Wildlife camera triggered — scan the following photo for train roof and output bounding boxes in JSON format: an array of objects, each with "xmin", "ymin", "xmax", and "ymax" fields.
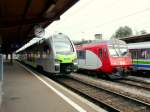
[
  {"xmin": 128, "ymin": 41, "xmax": 150, "ymax": 49},
  {"xmin": 16, "ymin": 32, "xmax": 67, "ymax": 53},
  {"xmin": 76, "ymin": 39, "xmax": 126, "ymax": 50}
]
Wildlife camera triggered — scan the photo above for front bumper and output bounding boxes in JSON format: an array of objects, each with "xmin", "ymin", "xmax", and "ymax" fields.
[
  {"xmin": 108, "ymin": 67, "xmax": 132, "ymax": 79},
  {"xmin": 60, "ymin": 63, "xmax": 78, "ymax": 73}
]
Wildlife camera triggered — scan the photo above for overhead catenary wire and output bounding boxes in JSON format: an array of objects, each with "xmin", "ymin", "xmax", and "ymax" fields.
[
  {"xmin": 47, "ymin": 0, "xmax": 150, "ymax": 39},
  {"xmin": 50, "ymin": 0, "xmax": 120, "ymax": 30},
  {"xmin": 69, "ymin": 7, "xmax": 150, "ymax": 36},
  {"xmin": 80, "ymin": 7, "xmax": 150, "ymax": 32}
]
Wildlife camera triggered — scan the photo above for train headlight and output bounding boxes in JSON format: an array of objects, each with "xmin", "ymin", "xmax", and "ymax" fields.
[
  {"xmin": 73, "ymin": 59, "xmax": 78, "ymax": 65},
  {"xmin": 55, "ymin": 59, "xmax": 61, "ymax": 65}
]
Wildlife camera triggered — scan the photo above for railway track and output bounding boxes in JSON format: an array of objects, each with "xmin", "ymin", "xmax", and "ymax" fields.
[
  {"xmin": 117, "ymin": 79, "xmax": 150, "ymax": 91},
  {"xmin": 73, "ymin": 73, "xmax": 150, "ymax": 104},
  {"xmin": 76, "ymin": 71, "xmax": 150, "ymax": 90},
  {"xmin": 125, "ymin": 76, "xmax": 150, "ymax": 84},
  {"xmin": 54, "ymin": 76, "xmax": 150, "ymax": 112}
]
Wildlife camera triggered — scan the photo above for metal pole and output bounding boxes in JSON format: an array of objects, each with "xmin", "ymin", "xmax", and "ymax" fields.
[{"xmin": 0, "ymin": 54, "xmax": 3, "ymax": 81}]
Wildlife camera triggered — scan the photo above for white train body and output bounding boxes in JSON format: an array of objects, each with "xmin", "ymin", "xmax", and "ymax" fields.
[
  {"xmin": 128, "ymin": 41, "xmax": 150, "ymax": 70},
  {"xmin": 17, "ymin": 33, "xmax": 78, "ymax": 74}
]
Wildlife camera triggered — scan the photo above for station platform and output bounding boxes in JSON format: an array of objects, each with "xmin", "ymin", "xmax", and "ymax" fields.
[{"xmin": 0, "ymin": 61, "xmax": 105, "ymax": 112}]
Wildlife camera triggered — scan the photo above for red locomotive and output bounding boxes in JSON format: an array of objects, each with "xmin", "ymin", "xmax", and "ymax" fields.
[{"xmin": 76, "ymin": 39, "xmax": 133, "ymax": 79}]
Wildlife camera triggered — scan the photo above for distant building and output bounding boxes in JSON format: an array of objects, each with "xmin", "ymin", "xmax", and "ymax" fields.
[
  {"xmin": 95, "ymin": 34, "xmax": 102, "ymax": 40},
  {"xmin": 120, "ymin": 33, "xmax": 150, "ymax": 43}
]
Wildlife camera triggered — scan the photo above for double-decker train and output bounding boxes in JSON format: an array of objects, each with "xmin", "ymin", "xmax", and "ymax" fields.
[
  {"xmin": 76, "ymin": 39, "xmax": 133, "ymax": 79},
  {"xmin": 16, "ymin": 32, "xmax": 78, "ymax": 75},
  {"xmin": 128, "ymin": 41, "xmax": 150, "ymax": 71}
]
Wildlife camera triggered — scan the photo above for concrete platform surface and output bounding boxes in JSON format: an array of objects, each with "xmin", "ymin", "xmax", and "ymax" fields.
[
  {"xmin": 0, "ymin": 81, "xmax": 2, "ymax": 109},
  {"xmin": 0, "ymin": 61, "xmax": 106, "ymax": 112}
]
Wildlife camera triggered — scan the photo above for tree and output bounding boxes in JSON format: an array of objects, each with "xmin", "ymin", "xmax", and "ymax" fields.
[
  {"xmin": 135, "ymin": 29, "xmax": 147, "ymax": 35},
  {"xmin": 112, "ymin": 26, "xmax": 133, "ymax": 39},
  {"xmin": 140, "ymin": 30, "xmax": 147, "ymax": 34}
]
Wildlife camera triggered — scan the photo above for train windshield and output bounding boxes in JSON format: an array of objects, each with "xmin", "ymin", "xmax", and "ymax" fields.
[
  {"xmin": 53, "ymin": 34, "xmax": 73, "ymax": 54},
  {"xmin": 118, "ymin": 46, "xmax": 128, "ymax": 56},
  {"xmin": 108, "ymin": 47, "xmax": 119, "ymax": 57},
  {"xmin": 108, "ymin": 45, "xmax": 128, "ymax": 57}
]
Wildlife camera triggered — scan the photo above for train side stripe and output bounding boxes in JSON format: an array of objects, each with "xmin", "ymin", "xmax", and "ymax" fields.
[
  {"xmin": 134, "ymin": 64, "xmax": 150, "ymax": 68},
  {"xmin": 133, "ymin": 60, "xmax": 150, "ymax": 64}
]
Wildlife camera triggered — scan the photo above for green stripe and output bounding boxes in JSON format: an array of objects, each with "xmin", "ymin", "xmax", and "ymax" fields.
[
  {"xmin": 133, "ymin": 60, "xmax": 150, "ymax": 64},
  {"xmin": 56, "ymin": 53, "xmax": 77, "ymax": 63},
  {"xmin": 24, "ymin": 60, "xmax": 37, "ymax": 67}
]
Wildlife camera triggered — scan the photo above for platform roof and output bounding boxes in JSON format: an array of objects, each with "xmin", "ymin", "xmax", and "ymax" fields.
[
  {"xmin": 0, "ymin": 0, "xmax": 78, "ymax": 54},
  {"xmin": 120, "ymin": 33, "xmax": 150, "ymax": 43}
]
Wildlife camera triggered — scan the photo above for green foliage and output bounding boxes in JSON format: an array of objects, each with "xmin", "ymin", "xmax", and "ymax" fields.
[
  {"xmin": 112, "ymin": 26, "xmax": 133, "ymax": 39},
  {"xmin": 140, "ymin": 30, "xmax": 147, "ymax": 34}
]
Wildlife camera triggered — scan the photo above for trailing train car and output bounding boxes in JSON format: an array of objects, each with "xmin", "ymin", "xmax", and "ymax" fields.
[
  {"xmin": 128, "ymin": 41, "xmax": 150, "ymax": 71},
  {"xmin": 16, "ymin": 32, "xmax": 78, "ymax": 74},
  {"xmin": 76, "ymin": 39, "xmax": 133, "ymax": 79}
]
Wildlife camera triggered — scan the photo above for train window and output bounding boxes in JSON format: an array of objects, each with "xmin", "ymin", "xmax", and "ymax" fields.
[
  {"xmin": 99, "ymin": 49, "xmax": 103, "ymax": 57},
  {"xmin": 140, "ymin": 49, "xmax": 148, "ymax": 59},
  {"xmin": 77, "ymin": 50, "xmax": 86, "ymax": 59},
  {"xmin": 138, "ymin": 49, "xmax": 150, "ymax": 59},
  {"xmin": 44, "ymin": 45, "xmax": 48, "ymax": 52},
  {"xmin": 53, "ymin": 34, "xmax": 74, "ymax": 53},
  {"xmin": 147, "ymin": 49, "xmax": 150, "ymax": 59},
  {"xmin": 43, "ymin": 45, "xmax": 51, "ymax": 55},
  {"xmin": 108, "ymin": 46, "xmax": 119, "ymax": 57},
  {"xmin": 130, "ymin": 50, "xmax": 138, "ymax": 59},
  {"xmin": 103, "ymin": 48, "xmax": 108, "ymax": 57}
]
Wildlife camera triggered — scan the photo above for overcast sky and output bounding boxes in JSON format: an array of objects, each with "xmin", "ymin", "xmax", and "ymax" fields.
[
  {"xmin": 45, "ymin": 0, "xmax": 150, "ymax": 41},
  {"xmin": 17, "ymin": 0, "xmax": 150, "ymax": 52}
]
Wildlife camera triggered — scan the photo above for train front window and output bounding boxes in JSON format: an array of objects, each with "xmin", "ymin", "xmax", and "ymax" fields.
[
  {"xmin": 108, "ymin": 46, "xmax": 128, "ymax": 57},
  {"xmin": 55, "ymin": 43, "xmax": 72, "ymax": 53},
  {"xmin": 53, "ymin": 34, "xmax": 73, "ymax": 54},
  {"xmin": 119, "ymin": 47, "xmax": 128, "ymax": 56},
  {"xmin": 108, "ymin": 47, "xmax": 119, "ymax": 57}
]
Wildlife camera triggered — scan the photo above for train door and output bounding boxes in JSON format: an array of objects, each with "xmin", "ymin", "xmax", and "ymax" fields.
[
  {"xmin": 42, "ymin": 42, "xmax": 54, "ymax": 72},
  {"xmin": 130, "ymin": 49, "xmax": 138, "ymax": 65},
  {"xmin": 36, "ymin": 40, "xmax": 53, "ymax": 72},
  {"xmin": 98, "ymin": 48, "xmax": 109, "ymax": 70}
]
